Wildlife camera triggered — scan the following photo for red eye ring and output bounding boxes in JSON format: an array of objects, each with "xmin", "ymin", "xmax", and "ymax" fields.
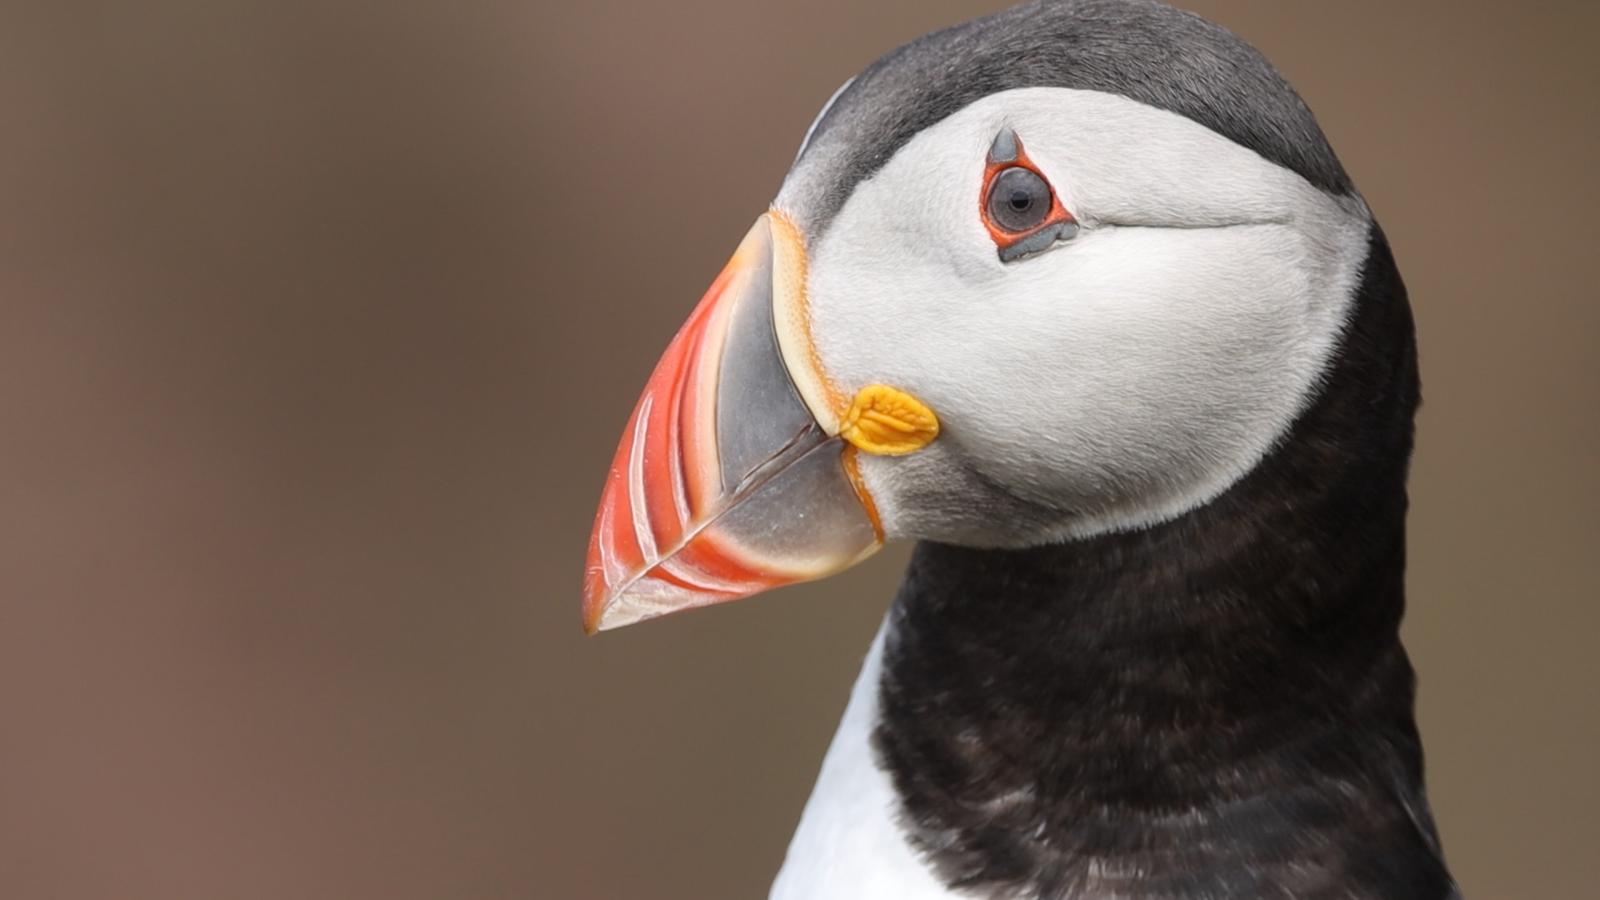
[{"xmin": 980, "ymin": 130, "xmax": 1077, "ymax": 260}]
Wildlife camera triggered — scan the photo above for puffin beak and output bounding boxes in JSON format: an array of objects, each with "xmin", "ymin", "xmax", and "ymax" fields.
[{"xmin": 582, "ymin": 212, "xmax": 910, "ymax": 633}]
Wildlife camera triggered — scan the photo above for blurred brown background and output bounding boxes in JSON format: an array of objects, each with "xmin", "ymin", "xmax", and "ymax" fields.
[{"xmin": 0, "ymin": 1, "xmax": 1594, "ymax": 897}]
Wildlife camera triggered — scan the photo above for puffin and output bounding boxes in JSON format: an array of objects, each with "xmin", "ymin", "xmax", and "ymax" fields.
[{"xmin": 581, "ymin": 1, "xmax": 1458, "ymax": 897}]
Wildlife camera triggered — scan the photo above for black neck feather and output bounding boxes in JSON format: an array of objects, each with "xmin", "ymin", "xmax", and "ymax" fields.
[{"xmin": 873, "ymin": 229, "xmax": 1456, "ymax": 898}]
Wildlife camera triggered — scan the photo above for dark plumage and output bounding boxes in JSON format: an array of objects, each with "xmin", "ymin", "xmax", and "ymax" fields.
[
  {"xmin": 788, "ymin": 0, "xmax": 1353, "ymax": 240},
  {"xmin": 874, "ymin": 230, "xmax": 1456, "ymax": 898}
]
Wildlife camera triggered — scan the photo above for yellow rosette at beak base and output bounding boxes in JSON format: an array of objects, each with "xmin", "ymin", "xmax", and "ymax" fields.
[{"xmin": 839, "ymin": 385, "xmax": 941, "ymax": 456}]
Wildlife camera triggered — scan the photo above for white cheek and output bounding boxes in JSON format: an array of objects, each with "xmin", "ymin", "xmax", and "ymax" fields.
[
  {"xmin": 796, "ymin": 87, "xmax": 1370, "ymax": 544},
  {"xmin": 822, "ymin": 224, "xmax": 1348, "ymax": 529},
  {"xmin": 960, "ymin": 226, "xmax": 1329, "ymax": 499}
]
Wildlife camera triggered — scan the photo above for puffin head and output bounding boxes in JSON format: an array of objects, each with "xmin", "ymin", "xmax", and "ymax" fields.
[{"xmin": 582, "ymin": 0, "xmax": 1373, "ymax": 632}]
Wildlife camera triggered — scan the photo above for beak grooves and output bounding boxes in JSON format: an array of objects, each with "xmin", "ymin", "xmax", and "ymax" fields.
[
  {"xmin": 583, "ymin": 238, "xmax": 784, "ymax": 632},
  {"xmin": 582, "ymin": 214, "xmax": 890, "ymax": 633}
]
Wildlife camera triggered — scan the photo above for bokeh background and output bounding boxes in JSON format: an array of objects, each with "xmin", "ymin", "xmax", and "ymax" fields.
[{"xmin": 1, "ymin": 1, "xmax": 1595, "ymax": 897}]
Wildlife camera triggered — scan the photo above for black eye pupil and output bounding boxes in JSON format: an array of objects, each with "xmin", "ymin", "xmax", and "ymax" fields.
[{"xmin": 987, "ymin": 167, "xmax": 1051, "ymax": 233}]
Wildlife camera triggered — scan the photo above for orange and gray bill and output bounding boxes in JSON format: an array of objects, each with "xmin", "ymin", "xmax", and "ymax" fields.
[{"xmin": 582, "ymin": 215, "xmax": 882, "ymax": 633}]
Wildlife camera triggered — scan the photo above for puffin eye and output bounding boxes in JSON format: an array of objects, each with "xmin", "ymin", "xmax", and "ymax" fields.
[
  {"xmin": 986, "ymin": 167, "xmax": 1051, "ymax": 233},
  {"xmin": 981, "ymin": 129, "xmax": 1078, "ymax": 263}
]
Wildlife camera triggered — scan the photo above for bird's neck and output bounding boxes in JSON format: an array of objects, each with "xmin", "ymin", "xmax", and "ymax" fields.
[{"xmin": 872, "ymin": 231, "xmax": 1455, "ymax": 898}]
